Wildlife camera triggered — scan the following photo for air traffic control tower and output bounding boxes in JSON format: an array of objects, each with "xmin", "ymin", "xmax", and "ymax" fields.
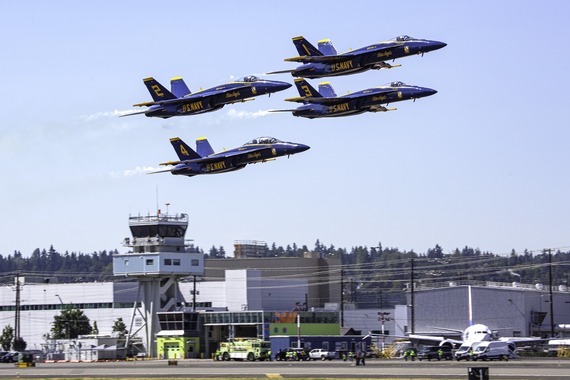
[{"xmin": 113, "ymin": 211, "xmax": 204, "ymax": 357}]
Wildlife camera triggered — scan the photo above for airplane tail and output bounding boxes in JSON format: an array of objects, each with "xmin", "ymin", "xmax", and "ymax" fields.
[
  {"xmin": 318, "ymin": 82, "xmax": 337, "ymax": 98},
  {"xmin": 143, "ymin": 77, "xmax": 177, "ymax": 102},
  {"xmin": 196, "ymin": 137, "xmax": 214, "ymax": 157},
  {"xmin": 318, "ymin": 39, "xmax": 338, "ymax": 56},
  {"xmin": 170, "ymin": 137, "xmax": 201, "ymax": 161},
  {"xmin": 170, "ymin": 77, "xmax": 191, "ymax": 97},
  {"xmin": 293, "ymin": 78, "xmax": 322, "ymax": 98},
  {"xmin": 292, "ymin": 36, "xmax": 323, "ymax": 57}
]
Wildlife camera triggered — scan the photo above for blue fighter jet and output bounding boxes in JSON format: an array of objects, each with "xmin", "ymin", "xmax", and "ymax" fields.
[
  {"xmin": 122, "ymin": 75, "xmax": 291, "ymax": 118},
  {"xmin": 270, "ymin": 78, "xmax": 437, "ymax": 118},
  {"xmin": 268, "ymin": 35, "xmax": 446, "ymax": 79},
  {"xmin": 152, "ymin": 136, "xmax": 310, "ymax": 177}
]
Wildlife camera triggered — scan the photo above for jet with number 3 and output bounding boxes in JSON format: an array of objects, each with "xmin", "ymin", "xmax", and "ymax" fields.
[
  {"xmin": 151, "ymin": 136, "xmax": 309, "ymax": 177},
  {"xmin": 269, "ymin": 35, "xmax": 446, "ymax": 79},
  {"xmin": 122, "ymin": 75, "xmax": 291, "ymax": 118},
  {"xmin": 270, "ymin": 78, "xmax": 437, "ymax": 118}
]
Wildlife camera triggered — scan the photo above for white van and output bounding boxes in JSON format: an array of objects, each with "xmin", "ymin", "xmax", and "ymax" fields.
[
  {"xmin": 455, "ymin": 342, "xmax": 482, "ymax": 361},
  {"xmin": 472, "ymin": 341, "xmax": 515, "ymax": 361}
]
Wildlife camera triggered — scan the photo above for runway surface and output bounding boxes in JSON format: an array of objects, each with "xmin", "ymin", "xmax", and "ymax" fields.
[{"xmin": 1, "ymin": 357, "xmax": 569, "ymax": 379}]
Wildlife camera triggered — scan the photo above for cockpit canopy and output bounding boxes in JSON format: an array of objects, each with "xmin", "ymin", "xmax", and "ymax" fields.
[
  {"xmin": 236, "ymin": 75, "xmax": 259, "ymax": 83},
  {"xmin": 245, "ymin": 137, "xmax": 283, "ymax": 145},
  {"xmin": 394, "ymin": 35, "xmax": 414, "ymax": 42},
  {"xmin": 388, "ymin": 81, "xmax": 408, "ymax": 87}
]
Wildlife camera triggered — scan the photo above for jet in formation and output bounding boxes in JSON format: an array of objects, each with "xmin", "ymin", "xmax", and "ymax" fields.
[
  {"xmin": 151, "ymin": 136, "xmax": 310, "ymax": 177},
  {"xmin": 269, "ymin": 35, "xmax": 446, "ymax": 79},
  {"xmin": 122, "ymin": 76, "xmax": 291, "ymax": 118},
  {"xmin": 271, "ymin": 79, "xmax": 437, "ymax": 118}
]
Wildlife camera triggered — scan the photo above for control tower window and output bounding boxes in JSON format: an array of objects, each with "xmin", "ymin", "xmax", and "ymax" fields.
[{"xmin": 130, "ymin": 225, "xmax": 187, "ymax": 238}]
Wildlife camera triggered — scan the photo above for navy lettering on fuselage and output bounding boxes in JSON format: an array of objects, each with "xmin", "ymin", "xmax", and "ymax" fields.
[
  {"xmin": 182, "ymin": 101, "xmax": 204, "ymax": 113},
  {"xmin": 206, "ymin": 161, "xmax": 227, "ymax": 172},
  {"xmin": 328, "ymin": 102, "xmax": 350, "ymax": 113},
  {"xmin": 331, "ymin": 60, "xmax": 354, "ymax": 72}
]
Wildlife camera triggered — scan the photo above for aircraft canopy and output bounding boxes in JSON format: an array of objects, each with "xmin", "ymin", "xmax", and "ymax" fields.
[
  {"xmin": 245, "ymin": 137, "xmax": 282, "ymax": 145},
  {"xmin": 236, "ymin": 75, "xmax": 260, "ymax": 82}
]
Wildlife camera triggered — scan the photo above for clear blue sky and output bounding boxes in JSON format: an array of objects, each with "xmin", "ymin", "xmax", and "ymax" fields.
[{"xmin": 2, "ymin": 1, "xmax": 569, "ymax": 257}]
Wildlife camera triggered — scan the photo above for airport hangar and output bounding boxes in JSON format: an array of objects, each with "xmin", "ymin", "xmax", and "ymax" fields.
[{"xmin": 408, "ymin": 281, "xmax": 570, "ymax": 338}]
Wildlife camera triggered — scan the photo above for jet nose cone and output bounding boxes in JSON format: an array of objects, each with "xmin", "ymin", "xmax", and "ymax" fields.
[
  {"xmin": 295, "ymin": 143, "xmax": 310, "ymax": 153},
  {"xmin": 430, "ymin": 41, "xmax": 447, "ymax": 51},
  {"xmin": 424, "ymin": 88, "xmax": 438, "ymax": 97},
  {"xmin": 270, "ymin": 81, "xmax": 292, "ymax": 93}
]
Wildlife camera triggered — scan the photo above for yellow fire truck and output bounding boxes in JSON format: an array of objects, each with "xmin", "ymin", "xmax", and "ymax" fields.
[{"xmin": 218, "ymin": 338, "xmax": 271, "ymax": 361}]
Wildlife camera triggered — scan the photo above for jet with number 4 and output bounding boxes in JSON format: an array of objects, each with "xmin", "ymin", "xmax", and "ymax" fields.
[
  {"xmin": 122, "ymin": 75, "xmax": 291, "ymax": 118},
  {"xmin": 151, "ymin": 136, "xmax": 309, "ymax": 177},
  {"xmin": 268, "ymin": 35, "xmax": 446, "ymax": 79},
  {"xmin": 270, "ymin": 78, "xmax": 437, "ymax": 118}
]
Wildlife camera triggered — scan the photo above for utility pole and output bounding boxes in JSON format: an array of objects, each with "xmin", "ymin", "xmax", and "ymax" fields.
[
  {"xmin": 547, "ymin": 249, "xmax": 555, "ymax": 338},
  {"xmin": 340, "ymin": 268, "xmax": 344, "ymax": 327},
  {"xmin": 14, "ymin": 274, "xmax": 21, "ymax": 344},
  {"xmin": 410, "ymin": 259, "xmax": 415, "ymax": 334}
]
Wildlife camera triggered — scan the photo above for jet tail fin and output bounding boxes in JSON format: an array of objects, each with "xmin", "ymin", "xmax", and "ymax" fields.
[
  {"xmin": 318, "ymin": 82, "xmax": 337, "ymax": 98},
  {"xmin": 170, "ymin": 137, "xmax": 201, "ymax": 161},
  {"xmin": 143, "ymin": 77, "xmax": 177, "ymax": 102},
  {"xmin": 318, "ymin": 39, "xmax": 338, "ymax": 56},
  {"xmin": 170, "ymin": 77, "xmax": 191, "ymax": 97},
  {"xmin": 285, "ymin": 78, "xmax": 323, "ymax": 103},
  {"xmin": 293, "ymin": 78, "xmax": 322, "ymax": 97},
  {"xmin": 196, "ymin": 137, "xmax": 214, "ymax": 157},
  {"xmin": 292, "ymin": 36, "xmax": 323, "ymax": 57}
]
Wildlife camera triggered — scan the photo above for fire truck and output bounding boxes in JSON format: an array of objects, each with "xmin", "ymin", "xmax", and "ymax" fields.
[{"xmin": 218, "ymin": 338, "xmax": 271, "ymax": 361}]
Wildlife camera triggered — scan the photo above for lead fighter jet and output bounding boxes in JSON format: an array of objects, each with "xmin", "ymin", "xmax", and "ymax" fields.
[
  {"xmin": 269, "ymin": 35, "xmax": 446, "ymax": 79},
  {"xmin": 271, "ymin": 78, "xmax": 437, "ymax": 118},
  {"xmin": 152, "ymin": 136, "xmax": 309, "ymax": 177},
  {"xmin": 122, "ymin": 76, "xmax": 291, "ymax": 118}
]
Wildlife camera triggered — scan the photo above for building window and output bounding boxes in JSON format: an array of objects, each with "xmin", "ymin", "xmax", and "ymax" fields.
[
  {"xmin": 164, "ymin": 259, "xmax": 172, "ymax": 265},
  {"xmin": 173, "ymin": 259, "xmax": 180, "ymax": 266},
  {"xmin": 146, "ymin": 259, "xmax": 154, "ymax": 266},
  {"xmin": 191, "ymin": 259, "xmax": 199, "ymax": 266}
]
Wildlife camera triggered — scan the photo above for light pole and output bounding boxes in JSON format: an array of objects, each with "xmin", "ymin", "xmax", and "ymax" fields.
[{"xmin": 378, "ymin": 312, "xmax": 391, "ymax": 353}]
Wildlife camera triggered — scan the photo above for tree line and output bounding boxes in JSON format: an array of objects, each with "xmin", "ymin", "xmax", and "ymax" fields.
[{"xmin": 1, "ymin": 242, "xmax": 568, "ymax": 309}]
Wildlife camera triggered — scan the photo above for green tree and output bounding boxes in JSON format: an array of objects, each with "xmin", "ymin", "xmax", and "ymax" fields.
[
  {"xmin": 112, "ymin": 317, "xmax": 128, "ymax": 336},
  {"xmin": 0, "ymin": 325, "xmax": 14, "ymax": 351},
  {"xmin": 50, "ymin": 305, "xmax": 92, "ymax": 339},
  {"xmin": 12, "ymin": 336, "xmax": 27, "ymax": 351}
]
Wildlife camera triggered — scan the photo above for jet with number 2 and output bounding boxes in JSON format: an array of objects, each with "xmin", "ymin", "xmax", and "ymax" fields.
[
  {"xmin": 271, "ymin": 78, "xmax": 437, "ymax": 118},
  {"xmin": 151, "ymin": 136, "xmax": 309, "ymax": 177},
  {"xmin": 269, "ymin": 35, "xmax": 446, "ymax": 79},
  {"xmin": 122, "ymin": 75, "xmax": 291, "ymax": 118}
]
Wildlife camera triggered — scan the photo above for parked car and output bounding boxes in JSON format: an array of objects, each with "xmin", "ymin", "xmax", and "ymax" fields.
[
  {"xmin": 1, "ymin": 352, "xmax": 19, "ymax": 363},
  {"xmin": 275, "ymin": 348, "xmax": 309, "ymax": 361},
  {"xmin": 309, "ymin": 348, "xmax": 335, "ymax": 360},
  {"xmin": 417, "ymin": 345, "xmax": 453, "ymax": 361}
]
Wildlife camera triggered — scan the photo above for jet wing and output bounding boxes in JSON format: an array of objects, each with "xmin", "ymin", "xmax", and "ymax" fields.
[
  {"xmin": 408, "ymin": 334, "xmax": 463, "ymax": 347},
  {"xmin": 284, "ymin": 45, "xmax": 397, "ymax": 64},
  {"xmin": 284, "ymin": 53, "xmax": 356, "ymax": 64},
  {"xmin": 286, "ymin": 88, "xmax": 397, "ymax": 105}
]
